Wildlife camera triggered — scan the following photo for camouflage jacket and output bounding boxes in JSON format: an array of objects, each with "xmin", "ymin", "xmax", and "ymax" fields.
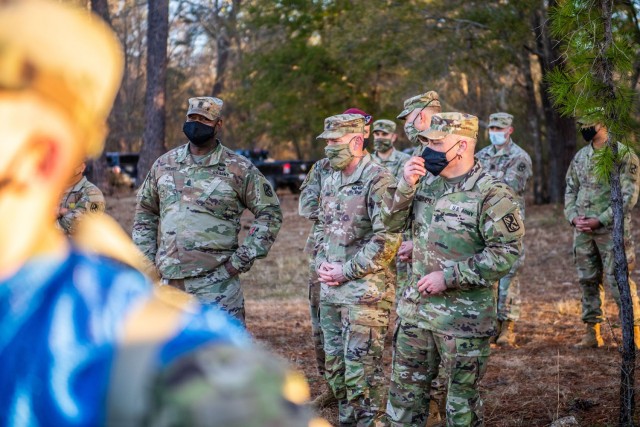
[
  {"xmin": 315, "ymin": 154, "xmax": 401, "ymax": 307},
  {"xmin": 381, "ymin": 161, "xmax": 524, "ymax": 337},
  {"xmin": 371, "ymin": 148, "xmax": 411, "ymax": 181},
  {"xmin": 299, "ymin": 158, "xmax": 333, "ymax": 254},
  {"xmin": 133, "ymin": 141, "xmax": 282, "ymax": 279},
  {"xmin": 564, "ymin": 142, "xmax": 639, "ymax": 233},
  {"xmin": 57, "ymin": 176, "xmax": 105, "ymax": 235},
  {"xmin": 475, "ymin": 140, "xmax": 532, "ymax": 216}
]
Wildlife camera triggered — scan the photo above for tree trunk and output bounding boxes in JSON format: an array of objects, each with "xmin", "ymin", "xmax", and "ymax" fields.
[
  {"xmin": 597, "ymin": 0, "xmax": 635, "ymax": 424},
  {"xmin": 534, "ymin": 0, "xmax": 577, "ymax": 203},
  {"xmin": 522, "ymin": 49, "xmax": 547, "ymax": 204},
  {"xmin": 138, "ymin": 0, "xmax": 169, "ymax": 183},
  {"xmin": 88, "ymin": 0, "xmax": 113, "ymax": 190}
]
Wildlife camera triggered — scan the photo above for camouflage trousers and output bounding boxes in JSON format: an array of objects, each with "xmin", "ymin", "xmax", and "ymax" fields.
[
  {"xmin": 496, "ymin": 248, "xmax": 524, "ymax": 322},
  {"xmin": 179, "ymin": 266, "xmax": 245, "ymax": 325},
  {"xmin": 308, "ymin": 255, "xmax": 325, "ymax": 375},
  {"xmin": 573, "ymin": 230, "xmax": 640, "ymax": 325},
  {"xmin": 320, "ymin": 302, "xmax": 390, "ymax": 426},
  {"xmin": 383, "ymin": 319, "xmax": 490, "ymax": 427}
]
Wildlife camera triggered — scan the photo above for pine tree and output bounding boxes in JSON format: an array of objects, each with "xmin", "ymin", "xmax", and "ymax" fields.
[{"xmin": 548, "ymin": 1, "xmax": 638, "ymax": 424}]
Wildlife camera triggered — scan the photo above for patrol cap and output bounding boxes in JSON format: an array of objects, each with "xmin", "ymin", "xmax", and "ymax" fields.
[
  {"xmin": 187, "ymin": 96, "xmax": 223, "ymax": 121},
  {"xmin": 316, "ymin": 114, "xmax": 365, "ymax": 140},
  {"xmin": 0, "ymin": 0, "xmax": 124, "ymax": 158},
  {"xmin": 489, "ymin": 112, "xmax": 513, "ymax": 128},
  {"xmin": 343, "ymin": 107, "xmax": 372, "ymax": 125},
  {"xmin": 373, "ymin": 119, "xmax": 396, "ymax": 134},
  {"xmin": 397, "ymin": 91, "xmax": 441, "ymax": 119},
  {"xmin": 576, "ymin": 107, "xmax": 604, "ymax": 127},
  {"xmin": 420, "ymin": 112, "xmax": 479, "ymax": 140}
]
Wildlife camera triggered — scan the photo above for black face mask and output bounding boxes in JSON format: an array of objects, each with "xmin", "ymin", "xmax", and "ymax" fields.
[
  {"xmin": 183, "ymin": 121, "xmax": 216, "ymax": 146},
  {"xmin": 420, "ymin": 140, "xmax": 460, "ymax": 176},
  {"xmin": 580, "ymin": 126, "xmax": 598, "ymax": 143}
]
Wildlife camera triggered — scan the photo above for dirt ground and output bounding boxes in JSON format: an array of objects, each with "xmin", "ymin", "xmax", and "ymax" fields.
[{"xmin": 107, "ymin": 189, "xmax": 640, "ymax": 426}]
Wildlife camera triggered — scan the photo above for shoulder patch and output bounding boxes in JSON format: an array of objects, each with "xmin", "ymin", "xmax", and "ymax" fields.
[
  {"xmin": 630, "ymin": 164, "xmax": 637, "ymax": 175},
  {"xmin": 502, "ymin": 213, "xmax": 521, "ymax": 232},
  {"xmin": 90, "ymin": 203, "xmax": 100, "ymax": 212},
  {"xmin": 517, "ymin": 162, "xmax": 526, "ymax": 172},
  {"xmin": 263, "ymin": 182, "xmax": 274, "ymax": 197}
]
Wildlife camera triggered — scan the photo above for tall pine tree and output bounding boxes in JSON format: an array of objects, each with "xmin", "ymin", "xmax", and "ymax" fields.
[{"xmin": 548, "ymin": 1, "xmax": 638, "ymax": 424}]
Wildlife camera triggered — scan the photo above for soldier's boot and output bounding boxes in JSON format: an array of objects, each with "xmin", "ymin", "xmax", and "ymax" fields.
[
  {"xmin": 311, "ymin": 388, "xmax": 338, "ymax": 410},
  {"xmin": 634, "ymin": 326, "xmax": 640, "ymax": 351},
  {"xmin": 425, "ymin": 399, "xmax": 445, "ymax": 427},
  {"xmin": 490, "ymin": 320, "xmax": 502, "ymax": 344},
  {"xmin": 574, "ymin": 323, "xmax": 604, "ymax": 349},
  {"xmin": 496, "ymin": 320, "xmax": 515, "ymax": 346}
]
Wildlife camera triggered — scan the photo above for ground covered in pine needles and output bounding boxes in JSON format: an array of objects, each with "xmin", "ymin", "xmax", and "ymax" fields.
[{"xmin": 108, "ymin": 190, "xmax": 640, "ymax": 426}]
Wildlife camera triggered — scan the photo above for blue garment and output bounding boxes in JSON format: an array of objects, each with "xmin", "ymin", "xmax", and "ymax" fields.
[{"xmin": 0, "ymin": 247, "xmax": 248, "ymax": 426}]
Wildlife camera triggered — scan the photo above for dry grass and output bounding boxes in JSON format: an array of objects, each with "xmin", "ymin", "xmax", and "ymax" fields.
[{"xmin": 107, "ymin": 191, "xmax": 640, "ymax": 427}]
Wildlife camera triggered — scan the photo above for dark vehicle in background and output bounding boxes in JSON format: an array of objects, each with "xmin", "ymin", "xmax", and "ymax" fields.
[
  {"xmin": 235, "ymin": 149, "xmax": 315, "ymax": 194},
  {"xmin": 106, "ymin": 152, "xmax": 140, "ymax": 185}
]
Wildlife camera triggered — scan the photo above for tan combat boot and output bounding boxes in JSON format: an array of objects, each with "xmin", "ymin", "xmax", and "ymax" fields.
[
  {"xmin": 634, "ymin": 326, "xmax": 640, "ymax": 351},
  {"xmin": 490, "ymin": 320, "xmax": 502, "ymax": 344},
  {"xmin": 574, "ymin": 323, "xmax": 604, "ymax": 349},
  {"xmin": 312, "ymin": 388, "xmax": 338, "ymax": 410},
  {"xmin": 496, "ymin": 320, "xmax": 515, "ymax": 346}
]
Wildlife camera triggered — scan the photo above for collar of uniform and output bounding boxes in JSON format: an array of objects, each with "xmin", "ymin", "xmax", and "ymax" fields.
[
  {"xmin": 491, "ymin": 140, "xmax": 514, "ymax": 157},
  {"xmin": 176, "ymin": 140, "xmax": 224, "ymax": 166},
  {"xmin": 426, "ymin": 161, "xmax": 483, "ymax": 194},
  {"xmin": 69, "ymin": 176, "xmax": 88, "ymax": 193},
  {"xmin": 337, "ymin": 152, "xmax": 372, "ymax": 187}
]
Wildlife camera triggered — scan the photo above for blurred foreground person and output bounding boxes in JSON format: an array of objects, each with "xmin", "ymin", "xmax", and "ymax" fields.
[
  {"xmin": 565, "ymin": 114, "xmax": 640, "ymax": 349},
  {"xmin": 0, "ymin": 1, "xmax": 319, "ymax": 426},
  {"xmin": 57, "ymin": 161, "xmax": 106, "ymax": 235}
]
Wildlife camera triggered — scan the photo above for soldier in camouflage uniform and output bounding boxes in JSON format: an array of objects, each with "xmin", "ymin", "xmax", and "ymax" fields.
[
  {"xmin": 398, "ymin": 91, "xmax": 442, "ymax": 147},
  {"xmin": 0, "ymin": 2, "xmax": 320, "ymax": 426},
  {"xmin": 379, "ymin": 113, "xmax": 524, "ymax": 426},
  {"xmin": 314, "ymin": 113, "xmax": 401, "ymax": 426},
  {"xmin": 299, "ymin": 109, "xmax": 373, "ymax": 410},
  {"xmin": 57, "ymin": 162, "xmax": 106, "ymax": 234},
  {"xmin": 371, "ymin": 119, "xmax": 411, "ymax": 179},
  {"xmin": 133, "ymin": 96, "xmax": 282, "ymax": 324},
  {"xmin": 565, "ymin": 116, "xmax": 640, "ymax": 349},
  {"xmin": 475, "ymin": 113, "xmax": 532, "ymax": 346}
]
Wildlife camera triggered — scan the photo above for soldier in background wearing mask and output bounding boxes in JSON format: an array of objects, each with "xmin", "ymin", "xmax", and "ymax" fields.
[
  {"xmin": 565, "ymin": 114, "xmax": 640, "ymax": 349},
  {"xmin": 371, "ymin": 119, "xmax": 411, "ymax": 180},
  {"xmin": 133, "ymin": 97, "xmax": 282, "ymax": 325},
  {"xmin": 315, "ymin": 113, "xmax": 401, "ymax": 425},
  {"xmin": 475, "ymin": 112, "xmax": 532, "ymax": 346}
]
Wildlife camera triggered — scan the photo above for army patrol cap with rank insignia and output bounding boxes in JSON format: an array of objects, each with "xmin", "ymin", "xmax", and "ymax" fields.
[
  {"xmin": 187, "ymin": 97, "xmax": 223, "ymax": 121},
  {"xmin": 420, "ymin": 112, "xmax": 479, "ymax": 140},
  {"xmin": 489, "ymin": 112, "xmax": 513, "ymax": 129},
  {"xmin": 576, "ymin": 107, "xmax": 605, "ymax": 127},
  {"xmin": 316, "ymin": 114, "xmax": 366, "ymax": 140},
  {"xmin": 373, "ymin": 119, "xmax": 396, "ymax": 134},
  {"xmin": 0, "ymin": 0, "xmax": 124, "ymax": 158},
  {"xmin": 397, "ymin": 91, "xmax": 441, "ymax": 120}
]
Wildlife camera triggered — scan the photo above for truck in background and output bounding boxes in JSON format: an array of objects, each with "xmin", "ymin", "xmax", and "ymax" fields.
[{"xmin": 235, "ymin": 149, "xmax": 315, "ymax": 194}]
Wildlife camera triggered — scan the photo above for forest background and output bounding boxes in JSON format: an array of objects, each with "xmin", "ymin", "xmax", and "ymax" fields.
[{"xmin": 71, "ymin": 0, "xmax": 640, "ymax": 203}]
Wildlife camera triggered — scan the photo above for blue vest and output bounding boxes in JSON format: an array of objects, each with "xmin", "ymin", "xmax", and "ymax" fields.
[{"xmin": 0, "ymin": 247, "xmax": 248, "ymax": 426}]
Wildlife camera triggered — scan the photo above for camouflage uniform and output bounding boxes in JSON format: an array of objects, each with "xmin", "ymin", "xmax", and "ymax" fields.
[
  {"xmin": 133, "ymin": 108, "xmax": 282, "ymax": 324},
  {"xmin": 564, "ymin": 141, "xmax": 640, "ymax": 326},
  {"xmin": 380, "ymin": 113, "xmax": 524, "ymax": 427},
  {"xmin": 476, "ymin": 113, "xmax": 532, "ymax": 322},
  {"xmin": 299, "ymin": 157, "xmax": 333, "ymax": 374},
  {"xmin": 371, "ymin": 119, "xmax": 412, "ymax": 304},
  {"xmin": 57, "ymin": 176, "xmax": 106, "ymax": 235},
  {"xmin": 315, "ymin": 115, "xmax": 401, "ymax": 426}
]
